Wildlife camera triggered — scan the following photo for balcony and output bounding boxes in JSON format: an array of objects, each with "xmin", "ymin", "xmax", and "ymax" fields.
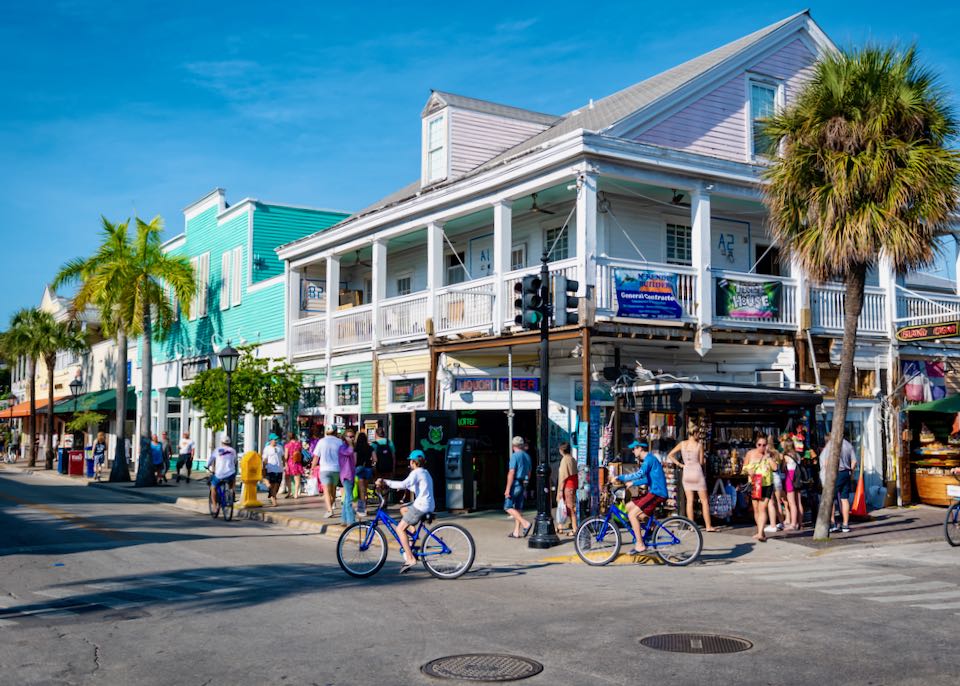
[
  {"xmin": 810, "ymin": 284, "xmax": 888, "ymax": 336},
  {"xmin": 290, "ymin": 315, "xmax": 327, "ymax": 358},
  {"xmin": 332, "ymin": 305, "xmax": 373, "ymax": 350},
  {"xmin": 595, "ymin": 258, "xmax": 698, "ymax": 323},
  {"xmin": 501, "ymin": 257, "xmax": 580, "ymax": 326},
  {"xmin": 379, "ymin": 292, "xmax": 429, "ymax": 343},
  {"xmin": 712, "ymin": 270, "xmax": 798, "ymax": 330},
  {"xmin": 435, "ymin": 278, "xmax": 495, "ymax": 335},
  {"xmin": 896, "ymin": 288, "xmax": 960, "ymax": 329}
]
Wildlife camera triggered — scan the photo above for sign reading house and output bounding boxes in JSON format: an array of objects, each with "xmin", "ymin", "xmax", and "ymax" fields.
[{"xmin": 896, "ymin": 321, "xmax": 960, "ymax": 342}]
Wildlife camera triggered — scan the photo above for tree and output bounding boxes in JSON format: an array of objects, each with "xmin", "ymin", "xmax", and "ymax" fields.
[
  {"xmin": 1, "ymin": 309, "xmax": 47, "ymax": 466},
  {"xmin": 763, "ymin": 45, "xmax": 960, "ymax": 539},
  {"xmin": 182, "ymin": 347, "xmax": 302, "ymax": 436},
  {"xmin": 36, "ymin": 315, "xmax": 88, "ymax": 469}
]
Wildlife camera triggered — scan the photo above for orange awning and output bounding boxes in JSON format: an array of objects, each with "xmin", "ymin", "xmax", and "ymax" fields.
[{"xmin": 0, "ymin": 396, "xmax": 69, "ymax": 419}]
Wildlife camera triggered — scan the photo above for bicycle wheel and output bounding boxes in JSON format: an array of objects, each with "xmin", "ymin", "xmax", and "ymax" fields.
[
  {"xmin": 209, "ymin": 489, "xmax": 220, "ymax": 519},
  {"xmin": 421, "ymin": 524, "xmax": 475, "ymax": 579},
  {"xmin": 223, "ymin": 487, "xmax": 235, "ymax": 522},
  {"xmin": 652, "ymin": 516, "xmax": 703, "ymax": 566},
  {"xmin": 945, "ymin": 503, "xmax": 960, "ymax": 547},
  {"xmin": 575, "ymin": 516, "xmax": 621, "ymax": 566},
  {"xmin": 337, "ymin": 523, "xmax": 388, "ymax": 578}
]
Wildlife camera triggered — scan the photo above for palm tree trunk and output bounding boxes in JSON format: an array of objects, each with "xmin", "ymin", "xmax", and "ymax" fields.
[
  {"xmin": 134, "ymin": 309, "xmax": 155, "ymax": 487},
  {"xmin": 44, "ymin": 354, "xmax": 55, "ymax": 470},
  {"xmin": 27, "ymin": 356, "xmax": 37, "ymax": 467},
  {"xmin": 814, "ymin": 265, "xmax": 867, "ymax": 539},
  {"xmin": 109, "ymin": 328, "xmax": 130, "ymax": 482}
]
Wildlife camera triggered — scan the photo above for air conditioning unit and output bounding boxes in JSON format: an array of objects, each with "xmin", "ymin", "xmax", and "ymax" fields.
[{"xmin": 755, "ymin": 370, "xmax": 785, "ymax": 387}]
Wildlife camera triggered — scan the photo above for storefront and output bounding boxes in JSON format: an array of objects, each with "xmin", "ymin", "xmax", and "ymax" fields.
[
  {"xmin": 904, "ymin": 394, "xmax": 960, "ymax": 507},
  {"xmin": 296, "ymin": 372, "xmax": 327, "ymax": 441}
]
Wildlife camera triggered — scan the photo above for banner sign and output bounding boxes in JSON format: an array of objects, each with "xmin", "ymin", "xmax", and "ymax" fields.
[
  {"xmin": 181, "ymin": 357, "xmax": 211, "ymax": 381},
  {"xmin": 715, "ymin": 278, "xmax": 781, "ymax": 320},
  {"xmin": 614, "ymin": 269, "xmax": 683, "ymax": 319},
  {"xmin": 300, "ymin": 279, "xmax": 326, "ymax": 313},
  {"xmin": 454, "ymin": 377, "xmax": 540, "ymax": 393},
  {"xmin": 896, "ymin": 321, "xmax": 960, "ymax": 342}
]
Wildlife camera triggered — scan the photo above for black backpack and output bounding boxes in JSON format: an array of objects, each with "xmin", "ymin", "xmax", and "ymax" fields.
[
  {"xmin": 375, "ymin": 441, "xmax": 394, "ymax": 475},
  {"xmin": 794, "ymin": 461, "xmax": 816, "ymax": 490}
]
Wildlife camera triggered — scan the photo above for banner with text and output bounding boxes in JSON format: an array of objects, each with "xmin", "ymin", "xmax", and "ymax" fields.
[
  {"xmin": 613, "ymin": 269, "xmax": 683, "ymax": 320},
  {"xmin": 715, "ymin": 278, "xmax": 781, "ymax": 320}
]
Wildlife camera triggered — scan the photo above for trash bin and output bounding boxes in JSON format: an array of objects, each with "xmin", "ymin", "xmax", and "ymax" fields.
[
  {"xmin": 68, "ymin": 450, "xmax": 85, "ymax": 476},
  {"xmin": 57, "ymin": 448, "xmax": 68, "ymax": 474},
  {"xmin": 84, "ymin": 449, "xmax": 95, "ymax": 477}
]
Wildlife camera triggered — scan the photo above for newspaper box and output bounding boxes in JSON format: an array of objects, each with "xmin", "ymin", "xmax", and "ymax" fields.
[{"xmin": 68, "ymin": 450, "xmax": 85, "ymax": 476}]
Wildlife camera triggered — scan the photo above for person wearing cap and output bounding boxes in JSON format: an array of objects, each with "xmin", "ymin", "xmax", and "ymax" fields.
[
  {"xmin": 261, "ymin": 433, "xmax": 284, "ymax": 506},
  {"xmin": 207, "ymin": 436, "xmax": 239, "ymax": 508},
  {"xmin": 377, "ymin": 451, "xmax": 435, "ymax": 573},
  {"xmin": 614, "ymin": 440, "xmax": 668, "ymax": 555},
  {"xmin": 504, "ymin": 436, "xmax": 533, "ymax": 538}
]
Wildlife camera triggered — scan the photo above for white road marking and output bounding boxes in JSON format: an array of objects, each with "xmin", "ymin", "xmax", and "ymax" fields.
[
  {"xmin": 756, "ymin": 568, "xmax": 867, "ymax": 582},
  {"xmin": 910, "ymin": 600, "xmax": 960, "ymax": 610},
  {"xmin": 33, "ymin": 589, "xmax": 73, "ymax": 599},
  {"xmin": 865, "ymin": 590, "xmax": 960, "ymax": 603},
  {"xmin": 788, "ymin": 574, "xmax": 913, "ymax": 589},
  {"xmin": 821, "ymin": 581, "xmax": 954, "ymax": 595},
  {"xmin": 0, "ymin": 619, "xmax": 16, "ymax": 627}
]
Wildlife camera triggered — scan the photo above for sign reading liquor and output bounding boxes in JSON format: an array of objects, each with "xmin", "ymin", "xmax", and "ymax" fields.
[
  {"xmin": 454, "ymin": 377, "xmax": 541, "ymax": 393},
  {"xmin": 715, "ymin": 278, "xmax": 781, "ymax": 320},
  {"xmin": 896, "ymin": 321, "xmax": 960, "ymax": 342},
  {"xmin": 613, "ymin": 269, "xmax": 683, "ymax": 320}
]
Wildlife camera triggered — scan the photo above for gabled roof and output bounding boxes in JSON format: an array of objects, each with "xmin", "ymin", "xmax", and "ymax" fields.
[{"xmin": 424, "ymin": 91, "xmax": 559, "ymax": 126}]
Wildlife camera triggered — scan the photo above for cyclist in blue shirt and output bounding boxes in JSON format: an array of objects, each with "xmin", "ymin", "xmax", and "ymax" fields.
[{"xmin": 614, "ymin": 440, "xmax": 668, "ymax": 554}]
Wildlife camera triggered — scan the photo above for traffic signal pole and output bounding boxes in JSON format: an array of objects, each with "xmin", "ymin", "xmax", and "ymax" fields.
[{"xmin": 529, "ymin": 255, "xmax": 560, "ymax": 549}]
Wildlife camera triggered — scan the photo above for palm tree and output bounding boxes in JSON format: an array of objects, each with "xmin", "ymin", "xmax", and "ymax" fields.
[
  {"xmin": 1, "ymin": 309, "xmax": 47, "ymax": 467},
  {"xmin": 763, "ymin": 46, "xmax": 960, "ymax": 539},
  {"xmin": 35, "ymin": 316, "xmax": 88, "ymax": 470}
]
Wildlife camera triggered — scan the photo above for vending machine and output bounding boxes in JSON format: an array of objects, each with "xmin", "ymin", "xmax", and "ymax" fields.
[{"xmin": 444, "ymin": 437, "xmax": 476, "ymax": 511}]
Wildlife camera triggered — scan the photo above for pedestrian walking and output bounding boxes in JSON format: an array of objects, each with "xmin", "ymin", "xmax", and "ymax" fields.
[
  {"xmin": 743, "ymin": 434, "xmax": 778, "ymax": 542},
  {"xmin": 504, "ymin": 436, "xmax": 532, "ymax": 538},
  {"xmin": 92, "ymin": 431, "xmax": 107, "ymax": 481},
  {"xmin": 175, "ymin": 431, "xmax": 195, "ymax": 483},
  {"xmin": 160, "ymin": 431, "xmax": 173, "ymax": 483},
  {"xmin": 262, "ymin": 433, "xmax": 284, "ymax": 506},
  {"xmin": 312, "ymin": 426, "xmax": 342, "ymax": 518},
  {"xmin": 150, "ymin": 433, "xmax": 164, "ymax": 483},
  {"xmin": 354, "ymin": 431, "xmax": 374, "ymax": 516},
  {"xmin": 284, "ymin": 431, "xmax": 304, "ymax": 498},
  {"xmin": 372, "ymin": 427, "xmax": 395, "ymax": 478},
  {"xmin": 822, "ymin": 431, "xmax": 858, "ymax": 533},
  {"xmin": 555, "ymin": 442, "xmax": 578, "ymax": 536},
  {"xmin": 666, "ymin": 421, "xmax": 718, "ymax": 532},
  {"xmin": 339, "ymin": 429, "xmax": 357, "ymax": 525}
]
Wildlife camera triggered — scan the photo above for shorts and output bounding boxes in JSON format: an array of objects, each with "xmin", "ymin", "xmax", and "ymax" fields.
[
  {"xmin": 210, "ymin": 474, "xmax": 236, "ymax": 488},
  {"xmin": 355, "ymin": 466, "xmax": 374, "ymax": 480},
  {"xmin": 772, "ymin": 472, "xmax": 784, "ymax": 493},
  {"xmin": 752, "ymin": 484, "xmax": 773, "ymax": 501},
  {"xmin": 504, "ymin": 482, "xmax": 526, "ymax": 512},
  {"xmin": 176, "ymin": 454, "xmax": 193, "ymax": 471},
  {"xmin": 785, "ymin": 469, "xmax": 796, "ymax": 494},
  {"xmin": 95, "ymin": 455, "xmax": 106, "ymax": 466},
  {"xmin": 835, "ymin": 470, "xmax": 852, "ymax": 499},
  {"xmin": 265, "ymin": 471, "xmax": 283, "ymax": 485},
  {"xmin": 402, "ymin": 506, "xmax": 427, "ymax": 526},
  {"xmin": 632, "ymin": 492, "xmax": 667, "ymax": 516},
  {"xmin": 319, "ymin": 471, "xmax": 340, "ymax": 487}
]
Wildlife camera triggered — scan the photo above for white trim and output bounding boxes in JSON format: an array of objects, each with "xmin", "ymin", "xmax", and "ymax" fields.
[
  {"xmin": 231, "ymin": 246, "xmax": 243, "ymax": 307},
  {"xmin": 422, "ymin": 111, "xmax": 449, "ymax": 186},
  {"xmin": 248, "ymin": 274, "xmax": 285, "ymax": 294},
  {"xmin": 385, "ymin": 374, "xmax": 428, "ymax": 412},
  {"xmin": 247, "ymin": 206, "xmax": 254, "ymax": 289},
  {"xmin": 217, "ymin": 200, "xmax": 255, "ymax": 223},
  {"xmin": 162, "ymin": 233, "xmax": 186, "ymax": 251},
  {"xmin": 183, "ymin": 188, "xmax": 226, "ymax": 220},
  {"xmin": 745, "ymin": 74, "xmax": 784, "ymax": 162},
  {"xmin": 220, "ymin": 251, "xmax": 231, "ymax": 311},
  {"xmin": 332, "ymin": 378, "xmax": 362, "ymax": 415}
]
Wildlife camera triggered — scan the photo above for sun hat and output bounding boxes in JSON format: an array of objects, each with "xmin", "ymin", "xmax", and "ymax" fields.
[{"xmin": 511, "ymin": 436, "xmax": 525, "ymax": 447}]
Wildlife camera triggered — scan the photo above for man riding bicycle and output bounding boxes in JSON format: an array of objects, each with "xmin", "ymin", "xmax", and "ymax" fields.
[
  {"xmin": 208, "ymin": 437, "xmax": 238, "ymax": 507},
  {"xmin": 377, "ymin": 450, "xmax": 434, "ymax": 573},
  {"xmin": 614, "ymin": 440, "xmax": 668, "ymax": 555}
]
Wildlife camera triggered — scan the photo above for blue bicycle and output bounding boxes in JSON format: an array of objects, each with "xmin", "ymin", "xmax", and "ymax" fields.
[
  {"xmin": 336, "ymin": 489, "xmax": 475, "ymax": 579},
  {"xmin": 575, "ymin": 484, "xmax": 702, "ymax": 566},
  {"xmin": 207, "ymin": 476, "xmax": 235, "ymax": 522},
  {"xmin": 944, "ymin": 474, "xmax": 960, "ymax": 547}
]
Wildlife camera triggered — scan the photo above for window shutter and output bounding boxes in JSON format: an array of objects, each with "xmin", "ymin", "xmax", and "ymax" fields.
[
  {"xmin": 220, "ymin": 252, "xmax": 231, "ymax": 311},
  {"xmin": 198, "ymin": 253, "xmax": 209, "ymax": 317},
  {"xmin": 189, "ymin": 257, "xmax": 199, "ymax": 320},
  {"xmin": 231, "ymin": 246, "xmax": 242, "ymax": 307}
]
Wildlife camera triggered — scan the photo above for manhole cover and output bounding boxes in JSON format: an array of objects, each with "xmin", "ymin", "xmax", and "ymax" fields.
[
  {"xmin": 639, "ymin": 633, "xmax": 753, "ymax": 654},
  {"xmin": 422, "ymin": 654, "xmax": 543, "ymax": 682}
]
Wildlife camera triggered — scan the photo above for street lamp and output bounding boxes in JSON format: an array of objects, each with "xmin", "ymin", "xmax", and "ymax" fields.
[
  {"xmin": 69, "ymin": 377, "xmax": 82, "ymax": 461},
  {"xmin": 218, "ymin": 345, "xmax": 240, "ymax": 445}
]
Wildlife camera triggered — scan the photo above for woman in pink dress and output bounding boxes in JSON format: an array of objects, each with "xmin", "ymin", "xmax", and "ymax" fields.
[
  {"xmin": 666, "ymin": 421, "xmax": 718, "ymax": 532},
  {"xmin": 284, "ymin": 432, "xmax": 304, "ymax": 499}
]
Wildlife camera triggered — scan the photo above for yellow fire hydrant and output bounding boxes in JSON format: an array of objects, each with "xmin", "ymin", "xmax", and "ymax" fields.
[{"xmin": 239, "ymin": 450, "xmax": 263, "ymax": 509}]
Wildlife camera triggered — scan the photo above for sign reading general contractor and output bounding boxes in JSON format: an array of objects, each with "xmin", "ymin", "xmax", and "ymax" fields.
[
  {"xmin": 896, "ymin": 321, "xmax": 960, "ymax": 342},
  {"xmin": 614, "ymin": 269, "xmax": 683, "ymax": 320}
]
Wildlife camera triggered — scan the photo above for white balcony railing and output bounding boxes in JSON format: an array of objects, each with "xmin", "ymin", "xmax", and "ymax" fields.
[
  {"xmin": 332, "ymin": 305, "xmax": 373, "ymax": 349},
  {"xmin": 435, "ymin": 278, "xmax": 495, "ymax": 334},
  {"xmin": 810, "ymin": 284, "xmax": 887, "ymax": 335},
  {"xmin": 379, "ymin": 292, "xmax": 429, "ymax": 342},
  {"xmin": 595, "ymin": 258, "xmax": 698, "ymax": 322},
  {"xmin": 712, "ymin": 270, "xmax": 798, "ymax": 329},
  {"xmin": 290, "ymin": 315, "xmax": 327, "ymax": 358},
  {"xmin": 895, "ymin": 287, "xmax": 960, "ymax": 327},
  {"xmin": 502, "ymin": 258, "xmax": 580, "ymax": 325}
]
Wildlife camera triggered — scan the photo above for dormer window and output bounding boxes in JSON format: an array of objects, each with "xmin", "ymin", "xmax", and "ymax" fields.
[
  {"xmin": 748, "ymin": 77, "xmax": 782, "ymax": 160},
  {"xmin": 425, "ymin": 113, "xmax": 447, "ymax": 184}
]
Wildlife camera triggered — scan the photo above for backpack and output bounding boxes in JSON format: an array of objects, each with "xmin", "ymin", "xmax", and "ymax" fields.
[
  {"xmin": 375, "ymin": 441, "xmax": 394, "ymax": 475},
  {"xmin": 794, "ymin": 461, "xmax": 816, "ymax": 490}
]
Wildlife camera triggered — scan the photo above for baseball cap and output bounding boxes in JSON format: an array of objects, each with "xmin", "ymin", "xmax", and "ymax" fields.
[
  {"xmin": 268, "ymin": 433, "xmax": 278, "ymax": 441},
  {"xmin": 627, "ymin": 440, "xmax": 648, "ymax": 449},
  {"xmin": 221, "ymin": 436, "xmax": 232, "ymax": 445},
  {"xmin": 408, "ymin": 449, "xmax": 426, "ymax": 461},
  {"xmin": 511, "ymin": 436, "xmax": 525, "ymax": 447}
]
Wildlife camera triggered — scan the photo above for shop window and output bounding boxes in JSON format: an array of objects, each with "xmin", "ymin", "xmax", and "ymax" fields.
[
  {"xmin": 390, "ymin": 378, "xmax": 425, "ymax": 404},
  {"xmin": 666, "ymin": 223, "xmax": 692, "ymax": 265},
  {"xmin": 301, "ymin": 386, "xmax": 326, "ymax": 409},
  {"xmin": 545, "ymin": 227, "xmax": 568, "ymax": 262},
  {"xmin": 336, "ymin": 383, "xmax": 359, "ymax": 407}
]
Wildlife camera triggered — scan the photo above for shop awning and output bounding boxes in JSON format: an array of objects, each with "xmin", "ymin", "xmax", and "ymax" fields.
[
  {"xmin": 53, "ymin": 387, "xmax": 137, "ymax": 415},
  {"xmin": 612, "ymin": 381, "xmax": 822, "ymax": 412},
  {"xmin": 0, "ymin": 395, "xmax": 69, "ymax": 419},
  {"xmin": 905, "ymin": 395, "xmax": 960, "ymax": 413}
]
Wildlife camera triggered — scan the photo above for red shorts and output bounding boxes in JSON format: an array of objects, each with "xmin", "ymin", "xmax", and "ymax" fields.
[{"xmin": 632, "ymin": 492, "xmax": 666, "ymax": 516}]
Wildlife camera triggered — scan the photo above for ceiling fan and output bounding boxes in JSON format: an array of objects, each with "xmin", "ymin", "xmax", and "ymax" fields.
[
  {"xmin": 529, "ymin": 192, "xmax": 556, "ymax": 215},
  {"xmin": 348, "ymin": 249, "xmax": 372, "ymax": 268}
]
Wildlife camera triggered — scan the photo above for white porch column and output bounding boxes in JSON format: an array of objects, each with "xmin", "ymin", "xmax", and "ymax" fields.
[
  {"xmin": 286, "ymin": 264, "xmax": 302, "ymax": 361},
  {"xmin": 878, "ymin": 253, "xmax": 898, "ymax": 342},
  {"xmin": 691, "ymin": 185, "xmax": 713, "ymax": 355},
  {"xmin": 791, "ymin": 256, "xmax": 809, "ymax": 333},
  {"xmin": 325, "ymin": 255, "xmax": 340, "ymax": 357},
  {"xmin": 243, "ymin": 411, "xmax": 256, "ymax": 453},
  {"xmin": 492, "ymin": 200, "xmax": 513, "ymax": 333},
  {"xmin": 575, "ymin": 172, "xmax": 598, "ymax": 295},
  {"xmin": 426, "ymin": 221, "xmax": 444, "ymax": 330},
  {"xmin": 155, "ymin": 388, "xmax": 167, "ymax": 437},
  {"xmin": 371, "ymin": 240, "xmax": 387, "ymax": 347}
]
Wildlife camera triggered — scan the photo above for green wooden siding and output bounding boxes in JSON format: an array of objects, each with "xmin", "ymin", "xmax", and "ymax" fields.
[
  {"xmin": 330, "ymin": 361, "xmax": 373, "ymax": 414},
  {"xmin": 252, "ymin": 204, "xmax": 348, "ymax": 284}
]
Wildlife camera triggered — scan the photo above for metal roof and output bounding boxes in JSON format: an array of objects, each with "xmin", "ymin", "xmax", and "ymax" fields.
[{"xmin": 426, "ymin": 91, "xmax": 559, "ymax": 126}]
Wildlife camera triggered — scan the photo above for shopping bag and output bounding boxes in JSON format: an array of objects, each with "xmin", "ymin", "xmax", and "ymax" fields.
[
  {"xmin": 709, "ymin": 479, "xmax": 733, "ymax": 518},
  {"xmin": 304, "ymin": 476, "xmax": 319, "ymax": 497},
  {"xmin": 751, "ymin": 474, "xmax": 763, "ymax": 500},
  {"xmin": 556, "ymin": 499, "xmax": 569, "ymax": 525},
  {"xmin": 851, "ymin": 463, "xmax": 867, "ymax": 516}
]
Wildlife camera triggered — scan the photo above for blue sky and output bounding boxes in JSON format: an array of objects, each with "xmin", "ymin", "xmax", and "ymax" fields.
[{"xmin": 1, "ymin": 1, "xmax": 959, "ymax": 323}]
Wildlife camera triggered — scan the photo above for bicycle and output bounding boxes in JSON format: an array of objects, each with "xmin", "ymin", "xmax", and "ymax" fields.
[
  {"xmin": 208, "ymin": 476, "xmax": 235, "ymax": 522},
  {"xmin": 944, "ymin": 474, "xmax": 960, "ymax": 547},
  {"xmin": 575, "ymin": 483, "xmax": 703, "ymax": 566},
  {"xmin": 336, "ymin": 488, "xmax": 475, "ymax": 579}
]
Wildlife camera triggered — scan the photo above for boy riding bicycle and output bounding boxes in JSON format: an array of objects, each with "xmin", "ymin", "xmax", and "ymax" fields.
[
  {"xmin": 207, "ymin": 437, "xmax": 238, "ymax": 506},
  {"xmin": 376, "ymin": 450, "xmax": 434, "ymax": 573},
  {"xmin": 614, "ymin": 440, "xmax": 669, "ymax": 555}
]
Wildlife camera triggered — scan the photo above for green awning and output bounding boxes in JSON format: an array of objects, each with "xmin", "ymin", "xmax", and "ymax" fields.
[
  {"xmin": 55, "ymin": 387, "xmax": 137, "ymax": 414},
  {"xmin": 905, "ymin": 395, "xmax": 960, "ymax": 413}
]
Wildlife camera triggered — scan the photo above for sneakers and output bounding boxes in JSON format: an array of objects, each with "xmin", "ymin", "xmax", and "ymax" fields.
[
  {"xmin": 763, "ymin": 525, "xmax": 777, "ymax": 533},
  {"xmin": 775, "ymin": 523, "xmax": 784, "ymax": 531},
  {"xmin": 841, "ymin": 525, "xmax": 851, "ymax": 533},
  {"xmin": 829, "ymin": 525, "xmax": 841, "ymax": 533}
]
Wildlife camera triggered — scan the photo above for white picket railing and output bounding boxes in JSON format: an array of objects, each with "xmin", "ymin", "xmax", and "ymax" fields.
[
  {"xmin": 895, "ymin": 288, "xmax": 960, "ymax": 327},
  {"xmin": 332, "ymin": 305, "xmax": 373, "ymax": 349},
  {"xmin": 712, "ymin": 270, "xmax": 798, "ymax": 329},
  {"xmin": 502, "ymin": 258, "xmax": 580, "ymax": 325},
  {"xmin": 595, "ymin": 258, "xmax": 698, "ymax": 321},
  {"xmin": 435, "ymin": 278, "xmax": 495, "ymax": 334},
  {"xmin": 290, "ymin": 315, "xmax": 327, "ymax": 358},
  {"xmin": 810, "ymin": 284, "xmax": 887, "ymax": 335},
  {"xmin": 378, "ymin": 292, "xmax": 429, "ymax": 342}
]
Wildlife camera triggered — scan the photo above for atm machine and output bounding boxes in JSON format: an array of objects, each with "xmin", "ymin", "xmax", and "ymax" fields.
[{"xmin": 445, "ymin": 438, "xmax": 476, "ymax": 511}]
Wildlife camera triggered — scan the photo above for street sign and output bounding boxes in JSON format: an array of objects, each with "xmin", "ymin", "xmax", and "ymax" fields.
[{"xmin": 895, "ymin": 321, "xmax": 960, "ymax": 342}]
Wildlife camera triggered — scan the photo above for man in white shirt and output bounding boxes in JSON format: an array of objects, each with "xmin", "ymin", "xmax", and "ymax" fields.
[
  {"xmin": 176, "ymin": 431, "xmax": 196, "ymax": 483},
  {"xmin": 207, "ymin": 437, "xmax": 238, "ymax": 506},
  {"xmin": 312, "ymin": 426, "xmax": 343, "ymax": 518},
  {"xmin": 379, "ymin": 450, "xmax": 435, "ymax": 573}
]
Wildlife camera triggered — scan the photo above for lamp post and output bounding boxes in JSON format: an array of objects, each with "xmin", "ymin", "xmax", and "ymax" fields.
[
  {"xmin": 218, "ymin": 345, "xmax": 240, "ymax": 445},
  {"xmin": 68, "ymin": 377, "xmax": 82, "ymax": 470}
]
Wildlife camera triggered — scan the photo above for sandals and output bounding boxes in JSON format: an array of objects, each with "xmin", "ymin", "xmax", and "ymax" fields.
[
  {"xmin": 399, "ymin": 561, "xmax": 416, "ymax": 574},
  {"xmin": 507, "ymin": 533, "xmax": 523, "ymax": 539},
  {"xmin": 627, "ymin": 548, "xmax": 647, "ymax": 556},
  {"xmin": 522, "ymin": 525, "xmax": 532, "ymax": 538}
]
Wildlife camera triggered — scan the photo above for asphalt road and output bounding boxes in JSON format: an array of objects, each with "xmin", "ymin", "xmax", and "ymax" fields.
[{"xmin": 0, "ymin": 470, "xmax": 957, "ymax": 685}]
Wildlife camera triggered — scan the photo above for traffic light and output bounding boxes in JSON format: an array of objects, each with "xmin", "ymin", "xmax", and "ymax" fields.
[
  {"xmin": 514, "ymin": 275, "xmax": 544, "ymax": 329},
  {"xmin": 553, "ymin": 275, "xmax": 579, "ymax": 326}
]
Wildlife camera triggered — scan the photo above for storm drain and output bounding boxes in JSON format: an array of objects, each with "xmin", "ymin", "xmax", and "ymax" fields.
[
  {"xmin": 422, "ymin": 654, "xmax": 544, "ymax": 682},
  {"xmin": 639, "ymin": 633, "xmax": 753, "ymax": 654}
]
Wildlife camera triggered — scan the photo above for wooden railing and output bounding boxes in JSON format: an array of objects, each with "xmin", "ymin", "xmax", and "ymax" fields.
[
  {"xmin": 595, "ymin": 258, "xmax": 698, "ymax": 321},
  {"xmin": 501, "ymin": 258, "xmax": 580, "ymax": 325},
  {"xmin": 810, "ymin": 284, "xmax": 887, "ymax": 335},
  {"xmin": 896, "ymin": 287, "xmax": 960, "ymax": 327},
  {"xmin": 290, "ymin": 315, "xmax": 327, "ymax": 358},
  {"xmin": 435, "ymin": 278, "xmax": 495, "ymax": 334},
  {"xmin": 332, "ymin": 305, "xmax": 373, "ymax": 349},
  {"xmin": 378, "ymin": 293, "xmax": 429, "ymax": 342},
  {"xmin": 712, "ymin": 270, "xmax": 798, "ymax": 329}
]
